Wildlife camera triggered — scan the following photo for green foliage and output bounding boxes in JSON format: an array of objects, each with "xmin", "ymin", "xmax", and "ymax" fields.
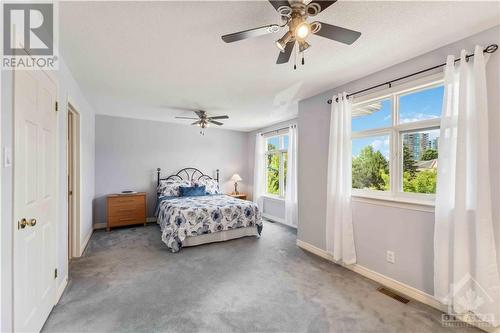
[
  {"xmin": 403, "ymin": 145, "xmax": 417, "ymax": 177},
  {"xmin": 421, "ymin": 149, "xmax": 438, "ymax": 161},
  {"xmin": 352, "ymin": 146, "xmax": 389, "ymax": 190},
  {"xmin": 403, "ymin": 169, "xmax": 437, "ymax": 194},
  {"xmin": 380, "ymin": 169, "xmax": 390, "ymax": 191},
  {"xmin": 267, "ymin": 143, "xmax": 277, "ymax": 151},
  {"xmin": 267, "ymin": 153, "xmax": 280, "ymax": 194},
  {"xmin": 352, "ymin": 144, "xmax": 437, "ymax": 194}
]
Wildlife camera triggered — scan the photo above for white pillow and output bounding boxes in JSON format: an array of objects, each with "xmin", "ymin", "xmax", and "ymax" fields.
[
  {"xmin": 157, "ymin": 179, "xmax": 191, "ymax": 197},
  {"xmin": 195, "ymin": 178, "xmax": 220, "ymax": 195}
]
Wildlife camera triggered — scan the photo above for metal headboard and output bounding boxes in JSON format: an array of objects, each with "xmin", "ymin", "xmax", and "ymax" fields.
[{"xmin": 157, "ymin": 167, "xmax": 219, "ymax": 187}]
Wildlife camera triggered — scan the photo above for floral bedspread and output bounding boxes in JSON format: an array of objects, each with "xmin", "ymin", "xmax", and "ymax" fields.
[{"xmin": 156, "ymin": 195, "xmax": 262, "ymax": 252}]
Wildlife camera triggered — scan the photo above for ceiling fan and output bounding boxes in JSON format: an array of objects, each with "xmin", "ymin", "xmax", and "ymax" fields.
[
  {"xmin": 221, "ymin": 0, "xmax": 361, "ymax": 68},
  {"xmin": 175, "ymin": 110, "xmax": 229, "ymax": 135}
]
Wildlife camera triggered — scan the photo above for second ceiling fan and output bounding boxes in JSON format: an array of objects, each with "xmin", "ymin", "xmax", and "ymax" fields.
[{"xmin": 221, "ymin": 0, "xmax": 361, "ymax": 67}]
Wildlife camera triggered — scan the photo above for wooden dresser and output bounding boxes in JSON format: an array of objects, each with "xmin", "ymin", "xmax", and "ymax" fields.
[{"xmin": 106, "ymin": 192, "xmax": 147, "ymax": 231}]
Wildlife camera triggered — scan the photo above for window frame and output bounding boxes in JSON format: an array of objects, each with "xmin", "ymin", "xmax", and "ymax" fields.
[
  {"xmin": 351, "ymin": 73, "xmax": 444, "ymax": 204},
  {"xmin": 264, "ymin": 130, "xmax": 289, "ymax": 199}
]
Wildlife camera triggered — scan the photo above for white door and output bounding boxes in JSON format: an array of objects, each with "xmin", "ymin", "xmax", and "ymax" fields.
[{"xmin": 13, "ymin": 67, "xmax": 57, "ymax": 332}]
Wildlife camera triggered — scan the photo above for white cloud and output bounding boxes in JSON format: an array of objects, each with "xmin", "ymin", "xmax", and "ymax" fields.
[{"xmin": 400, "ymin": 113, "xmax": 439, "ymax": 123}]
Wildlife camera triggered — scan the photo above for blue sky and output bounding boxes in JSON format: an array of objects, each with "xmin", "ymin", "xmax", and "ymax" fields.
[{"xmin": 352, "ymin": 86, "xmax": 444, "ymax": 159}]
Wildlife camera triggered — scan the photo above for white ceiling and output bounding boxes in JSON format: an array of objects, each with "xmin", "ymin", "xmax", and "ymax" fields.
[{"xmin": 60, "ymin": 1, "xmax": 500, "ymax": 131}]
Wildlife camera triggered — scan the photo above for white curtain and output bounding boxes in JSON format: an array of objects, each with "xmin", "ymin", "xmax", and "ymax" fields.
[
  {"xmin": 434, "ymin": 46, "xmax": 500, "ymax": 326},
  {"xmin": 253, "ymin": 132, "xmax": 265, "ymax": 209},
  {"xmin": 285, "ymin": 125, "xmax": 298, "ymax": 227},
  {"xmin": 325, "ymin": 92, "xmax": 356, "ymax": 265}
]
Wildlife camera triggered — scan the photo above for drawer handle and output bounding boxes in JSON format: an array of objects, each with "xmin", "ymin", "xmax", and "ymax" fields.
[{"xmin": 119, "ymin": 217, "xmax": 136, "ymax": 221}]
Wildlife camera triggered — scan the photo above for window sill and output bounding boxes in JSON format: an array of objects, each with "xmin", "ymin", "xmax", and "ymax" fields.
[
  {"xmin": 261, "ymin": 194, "xmax": 285, "ymax": 202},
  {"xmin": 351, "ymin": 193, "xmax": 435, "ymax": 212}
]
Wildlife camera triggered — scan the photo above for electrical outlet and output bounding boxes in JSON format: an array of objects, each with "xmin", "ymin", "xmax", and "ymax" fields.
[{"xmin": 386, "ymin": 250, "xmax": 395, "ymax": 264}]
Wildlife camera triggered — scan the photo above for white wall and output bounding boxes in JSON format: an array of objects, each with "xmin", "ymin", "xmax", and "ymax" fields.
[
  {"xmin": 246, "ymin": 119, "xmax": 297, "ymax": 225},
  {"xmin": 0, "ymin": 56, "xmax": 96, "ymax": 332},
  {"xmin": 297, "ymin": 26, "xmax": 500, "ymax": 295},
  {"xmin": 94, "ymin": 115, "xmax": 250, "ymax": 224}
]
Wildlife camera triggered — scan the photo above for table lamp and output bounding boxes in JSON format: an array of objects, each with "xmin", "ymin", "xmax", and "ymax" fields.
[{"xmin": 230, "ymin": 174, "xmax": 242, "ymax": 194}]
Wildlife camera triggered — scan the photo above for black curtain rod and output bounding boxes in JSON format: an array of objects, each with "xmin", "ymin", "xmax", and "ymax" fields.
[
  {"xmin": 260, "ymin": 124, "xmax": 296, "ymax": 136},
  {"xmin": 327, "ymin": 44, "xmax": 498, "ymax": 104}
]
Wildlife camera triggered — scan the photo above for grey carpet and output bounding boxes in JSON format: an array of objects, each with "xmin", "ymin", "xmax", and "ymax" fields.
[{"xmin": 42, "ymin": 221, "xmax": 479, "ymax": 333}]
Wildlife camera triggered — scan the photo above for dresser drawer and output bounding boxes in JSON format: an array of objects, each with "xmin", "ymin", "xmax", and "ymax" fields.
[
  {"xmin": 106, "ymin": 193, "xmax": 147, "ymax": 231},
  {"xmin": 108, "ymin": 196, "xmax": 144, "ymax": 210},
  {"xmin": 108, "ymin": 214, "xmax": 145, "ymax": 227},
  {"xmin": 108, "ymin": 203, "xmax": 145, "ymax": 217}
]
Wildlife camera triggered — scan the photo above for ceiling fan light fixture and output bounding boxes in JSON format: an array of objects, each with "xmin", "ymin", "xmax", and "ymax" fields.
[
  {"xmin": 275, "ymin": 31, "xmax": 293, "ymax": 52},
  {"xmin": 295, "ymin": 22, "xmax": 310, "ymax": 39},
  {"xmin": 298, "ymin": 40, "xmax": 311, "ymax": 53}
]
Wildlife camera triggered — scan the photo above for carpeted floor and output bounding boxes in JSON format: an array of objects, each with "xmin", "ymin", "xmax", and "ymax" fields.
[{"xmin": 42, "ymin": 221, "xmax": 479, "ymax": 333}]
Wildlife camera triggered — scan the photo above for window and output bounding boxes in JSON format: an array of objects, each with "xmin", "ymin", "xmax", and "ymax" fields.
[
  {"xmin": 265, "ymin": 132, "xmax": 288, "ymax": 197},
  {"xmin": 351, "ymin": 75, "xmax": 443, "ymax": 201}
]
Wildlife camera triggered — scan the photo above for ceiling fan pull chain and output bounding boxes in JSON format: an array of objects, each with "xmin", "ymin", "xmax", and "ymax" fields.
[
  {"xmin": 302, "ymin": 53, "xmax": 305, "ymax": 65},
  {"xmin": 293, "ymin": 42, "xmax": 297, "ymax": 70}
]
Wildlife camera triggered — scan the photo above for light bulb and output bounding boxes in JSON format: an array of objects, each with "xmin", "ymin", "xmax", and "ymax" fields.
[
  {"xmin": 296, "ymin": 22, "xmax": 310, "ymax": 39},
  {"xmin": 275, "ymin": 31, "xmax": 293, "ymax": 52}
]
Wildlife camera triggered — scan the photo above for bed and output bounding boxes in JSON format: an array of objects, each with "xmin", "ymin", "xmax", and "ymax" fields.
[{"xmin": 155, "ymin": 167, "xmax": 263, "ymax": 252}]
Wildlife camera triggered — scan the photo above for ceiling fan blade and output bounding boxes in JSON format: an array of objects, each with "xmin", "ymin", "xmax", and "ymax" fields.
[
  {"xmin": 175, "ymin": 116, "xmax": 200, "ymax": 120},
  {"xmin": 208, "ymin": 120, "xmax": 224, "ymax": 126},
  {"xmin": 191, "ymin": 121, "xmax": 202, "ymax": 125},
  {"xmin": 222, "ymin": 24, "xmax": 280, "ymax": 43},
  {"xmin": 209, "ymin": 115, "xmax": 229, "ymax": 120},
  {"xmin": 307, "ymin": 0, "xmax": 337, "ymax": 13},
  {"xmin": 276, "ymin": 42, "xmax": 294, "ymax": 64},
  {"xmin": 268, "ymin": 0, "xmax": 290, "ymax": 11},
  {"xmin": 313, "ymin": 22, "xmax": 361, "ymax": 45},
  {"xmin": 194, "ymin": 110, "xmax": 205, "ymax": 118}
]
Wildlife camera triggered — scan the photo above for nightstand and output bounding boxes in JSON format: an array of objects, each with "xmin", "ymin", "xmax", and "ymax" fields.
[
  {"xmin": 106, "ymin": 192, "xmax": 147, "ymax": 231},
  {"xmin": 228, "ymin": 193, "xmax": 247, "ymax": 200}
]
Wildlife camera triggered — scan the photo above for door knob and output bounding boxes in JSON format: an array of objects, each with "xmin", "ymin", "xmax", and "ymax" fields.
[
  {"xmin": 18, "ymin": 218, "xmax": 28, "ymax": 229},
  {"xmin": 28, "ymin": 218, "xmax": 37, "ymax": 227}
]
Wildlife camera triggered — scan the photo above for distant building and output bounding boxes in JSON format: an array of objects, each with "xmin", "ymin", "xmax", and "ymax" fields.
[
  {"xmin": 427, "ymin": 137, "xmax": 439, "ymax": 150},
  {"xmin": 404, "ymin": 133, "xmax": 429, "ymax": 160}
]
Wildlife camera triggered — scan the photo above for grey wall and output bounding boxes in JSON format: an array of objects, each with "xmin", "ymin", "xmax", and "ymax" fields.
[
  {"xmin": 94, "ymin": 115, "xmax": 250, "ymax": 224},
  {"xmin": 297, "ymin": 25, "xmax": 500, "ymax": 295},
  {"xmin": 246, "ymin": 119, "xmax": 297, "ymax": 225}
]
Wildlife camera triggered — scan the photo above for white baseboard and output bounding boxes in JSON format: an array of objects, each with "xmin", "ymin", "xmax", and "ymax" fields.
[
  {"xmin": 296, "ymin": 239, "xmax": 497, "ymax": 333},
  {"xmin": 55, "ymin": 276, "xmax": 68, "ymax": 304},
  {"xmin": 296, "ymin": 239, "xmax": 334, "ymax": 261},
  {"xmin": 79, "ymin": 229, "xmax": 93, "ymax": 257},
  {"xmin": 93, "ymin": 222, "xmax": 107, "ymax": 230},
  {"xmin": 93, "ymin": 217, "xmax": 157, "ymax": 230},
  {"xmin": 262, "ymin": 213, "xmax": 297, "ymax": 229}
]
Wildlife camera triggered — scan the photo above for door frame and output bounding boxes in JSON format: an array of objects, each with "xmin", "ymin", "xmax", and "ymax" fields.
[{"xmin": 67, "ymin": 101, "xmax": 81, "ymax": 258}]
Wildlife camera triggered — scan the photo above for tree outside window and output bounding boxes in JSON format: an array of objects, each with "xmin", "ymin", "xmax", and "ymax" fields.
[
  {"xmin": 351, "ymin": 80, "xmax": 443, "ymax": 198},
  {"xmin": 265, "ymin": 133, "xmax": 288, "ymax": 197}
]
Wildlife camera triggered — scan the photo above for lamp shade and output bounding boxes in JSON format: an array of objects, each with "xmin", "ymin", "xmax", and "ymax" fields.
[{"xmin": 230, "ymin": 174, "xmax": 242, "ymax": 182}]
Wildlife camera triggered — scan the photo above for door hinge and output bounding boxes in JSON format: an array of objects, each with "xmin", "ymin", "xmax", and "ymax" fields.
[
  {"xmin": 54, "ymin": 268, "xmax": 58, "ymax": 279},
  {"xmin": 55, "ymin": 101, "xmax": 59, "ymax": 112}
]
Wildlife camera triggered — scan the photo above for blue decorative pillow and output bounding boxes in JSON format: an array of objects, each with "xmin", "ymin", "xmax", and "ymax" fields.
[{"xmin": 179, "ymin": 185, "xmax": 206, "ymax": 197}]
